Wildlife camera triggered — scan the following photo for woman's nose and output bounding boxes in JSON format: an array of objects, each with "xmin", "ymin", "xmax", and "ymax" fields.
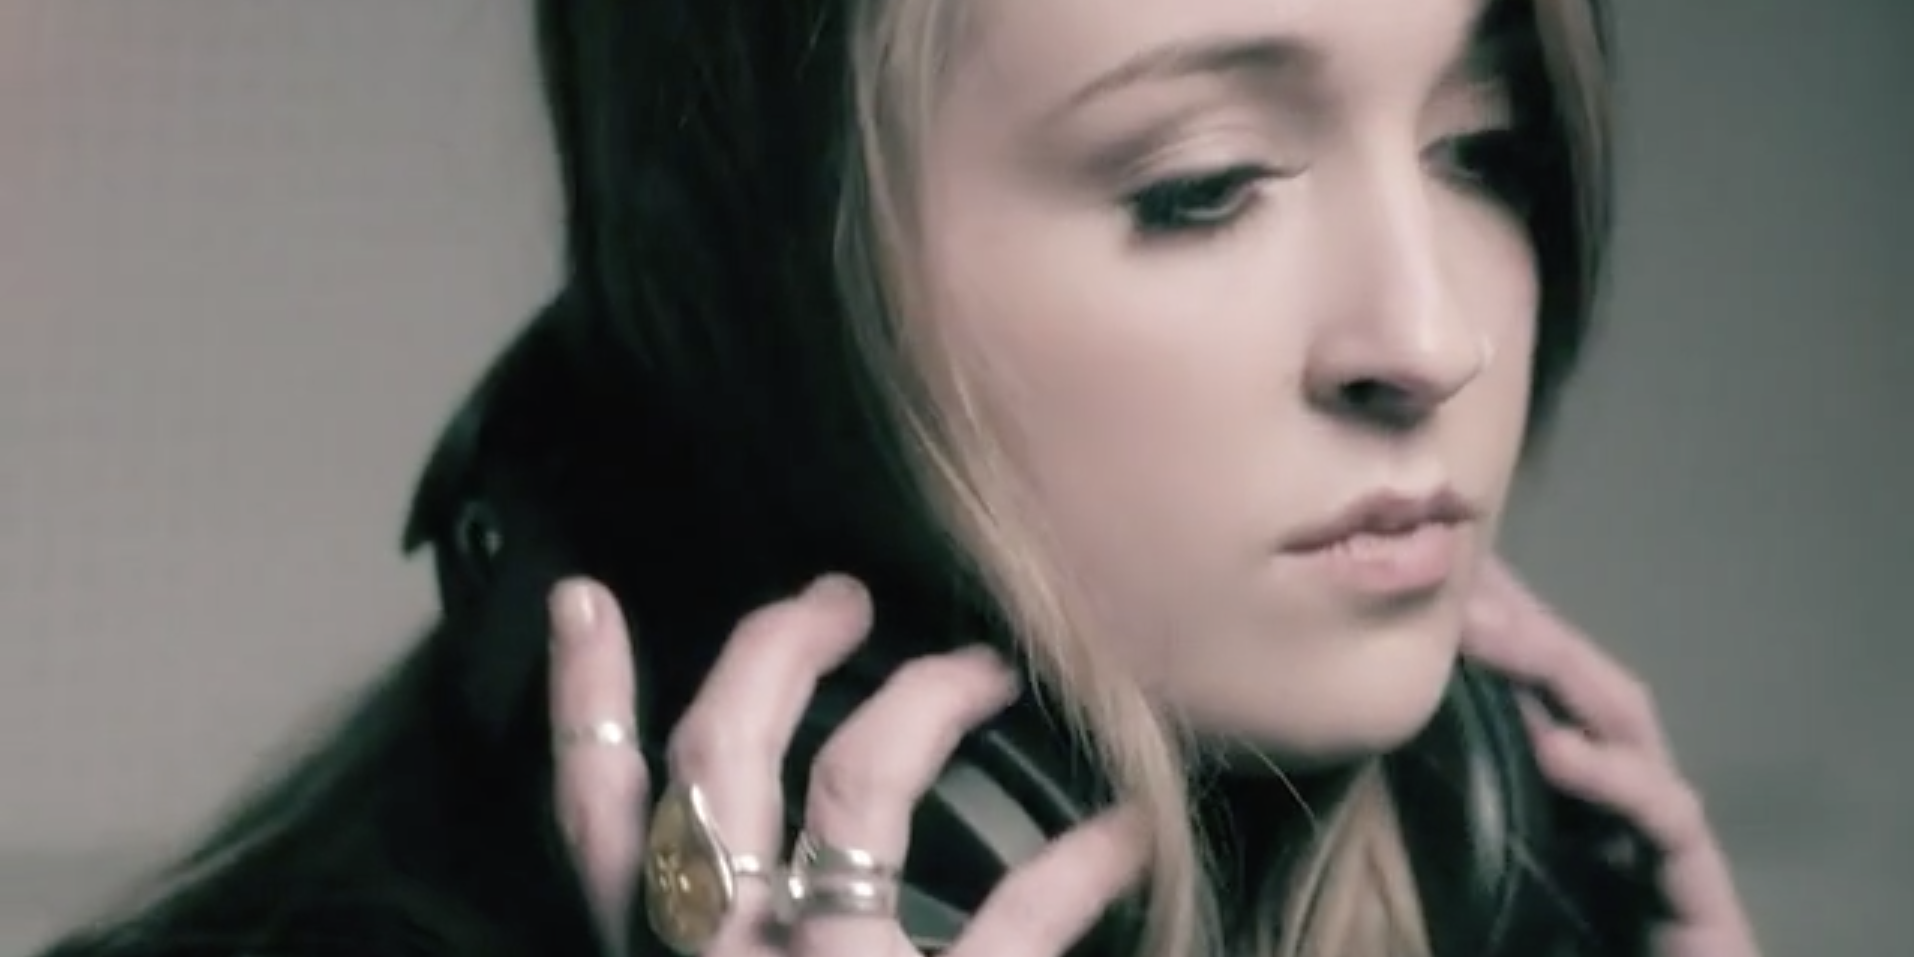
[{"xmin": 1303, "ymin": 176, "xmax": 1488, "ymax": 429}]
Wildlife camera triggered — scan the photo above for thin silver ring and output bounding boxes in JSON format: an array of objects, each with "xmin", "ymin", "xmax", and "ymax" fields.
[
  {"xmin": 554, "ymin": 718, "xmax": 638, "ymax": 749},
  {"xmin": 1473, "ymin": 334, "xmax": 1497, "ymax": 381},
  {"xmin": 729, "ymin": 853, "xmax": 775, "ymax": 879}
]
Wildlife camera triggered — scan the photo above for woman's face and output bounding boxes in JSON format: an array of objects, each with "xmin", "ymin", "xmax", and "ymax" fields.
[{"xmin": 916, "ymin": 0, "xmax": 1539, "ymax": 761}]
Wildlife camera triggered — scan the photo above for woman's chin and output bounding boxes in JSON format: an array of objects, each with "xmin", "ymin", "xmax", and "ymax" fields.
[{"xmin": 1185, "ymin": 654, "xmax": 1459, "ymax": 773}]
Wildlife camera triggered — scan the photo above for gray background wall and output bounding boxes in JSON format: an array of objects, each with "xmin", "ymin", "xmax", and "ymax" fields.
[{"xmin": 1, "ymin": 1, "xmax": 1907, "ymax": 953}]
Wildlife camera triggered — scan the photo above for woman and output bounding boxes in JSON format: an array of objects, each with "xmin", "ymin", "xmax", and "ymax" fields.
[{"xmin": 37, "ymin": 0, "xmax": 1762, "ymax": 955}]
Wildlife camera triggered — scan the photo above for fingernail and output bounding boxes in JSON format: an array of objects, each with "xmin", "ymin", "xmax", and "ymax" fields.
[
  {"xmin": 550, "ymin": 579, "xmax": 600, "ymax": 641},
  {"xmin": 955, "ymin": 644, "xmax": 1024, "ymax": 698},
  {"xmin": 965, "ymin": 644, "xmax": 1021, "ymax": 679},
  {"xmin": 805, "ymin": 573, "xmax": 865, "ymax": 606}
]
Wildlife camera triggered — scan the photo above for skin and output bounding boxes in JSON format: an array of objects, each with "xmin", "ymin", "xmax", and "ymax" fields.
[
  {"xmin": 545, "ymin": 0, "xmax": 1761, "ymax": 954},
  {"xmin": 1465, "ymin": 562, "xmax": 1764, "ymax": 957},
  {"xmin": 916, "ymin": 0, "xmax": 1534, "ymax": 758}
]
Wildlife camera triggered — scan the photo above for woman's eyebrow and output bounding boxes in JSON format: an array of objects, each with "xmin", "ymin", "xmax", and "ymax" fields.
[
  {"xmin": 1047, "ymin": 22, "xmax": 1515, "ymax": 125},
  {"xmin": 1046, "ymin": 34, "xmax": 1324, "ymax": 122}
]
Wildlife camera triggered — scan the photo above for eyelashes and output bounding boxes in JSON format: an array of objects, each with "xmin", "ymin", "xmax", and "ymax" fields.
[
  {"xmin": 1124, "ymin": 164, "xmax": 1285, "ymax": 236},
  {"xmin": 1425, "ymin": 128, "xmax": 1543, "ymax": 212},
  {"xmin": 1120, "ymin": 128, "xmax": 1542, "ymax": 240}
]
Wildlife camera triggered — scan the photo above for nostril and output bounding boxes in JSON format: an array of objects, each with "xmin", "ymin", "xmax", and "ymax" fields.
[
  {"xmin": 1340, "ymin": 378, "xmax": 1391, "ymax": 408},
  {"xmin": 1334, "ymin": 378, "xmax": 1426, "ymax": 429}
]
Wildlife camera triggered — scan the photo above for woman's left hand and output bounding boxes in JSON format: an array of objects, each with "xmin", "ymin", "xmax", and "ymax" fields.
[{"xmin": 1463, "ymin": 558, "xmax": 1762, "ymax": 957}]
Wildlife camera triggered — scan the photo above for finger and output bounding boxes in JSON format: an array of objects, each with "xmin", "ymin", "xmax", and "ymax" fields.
[
  {"xmin": 1465, "ymin": 565, "xmax": 1668, "ymax": 757},
  {"xmin": 789, "ymin": 646, "xmax": 1021, "ymax": 957},
  {"xmin": 549, "ymin": 578, "xmax": 649, "ymax": 955},
  {"xmin": 1524, "ymin": 715, "xmax": 1742, "ymax": 925},
  {"xmin": 945, "ymin": 806, "xmax": 1150, "ymax": 957},
  {"xmin": 664, "ymin": 574, "xmax": 873, "ymax": 949}
]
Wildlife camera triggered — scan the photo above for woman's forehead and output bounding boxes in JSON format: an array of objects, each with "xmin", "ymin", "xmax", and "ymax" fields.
[{"xmin": 946, "ymin": 0, "xmax": 1500, "ymax": 119}]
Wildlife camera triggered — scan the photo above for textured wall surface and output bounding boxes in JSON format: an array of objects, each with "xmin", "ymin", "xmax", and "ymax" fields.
[{"xmin": 3, "ymin": 1, "xmax": 1909, "ymax": 952}]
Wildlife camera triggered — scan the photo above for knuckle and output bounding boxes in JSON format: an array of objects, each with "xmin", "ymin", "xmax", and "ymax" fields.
[
  {"xmin": 728, "ymin": 598, "xmax": 808, "ymax": 655},
  {"xmin": 1666, "ymin": 780, "xmax": 1706, "ymax": 831},
  {"xmin": 807, "ymin": 741, "xmax": 904, "ymax": 815},
  {"xmin": 884, "ymin": 654, "xmax": 976, "ymax": 706},
  {"xmin": 802, "ymin": 653, "xmax": 1013, "ymax": 823},
  {"xmin": 889, "ymin": 649, "xmax": 1016, "ymax": 714},
  {"xmin": 1539, "ymin": 640, "xmax": 1576, "ymax": 676},
  {"xmin": 668, "ymin": 723, "xmax": 771, "ymax": 779},
  {"xmin": 1615, "ymin": 669, "xmax": 1646, "ymax": 708},
  {"xmin": 727, "ymin": 587, "xmax": 870, "ymax": 668},
  {"xmin": 564, "ymin": 753, "xmax": 648, "ymax": 833},
  {"xmin": 986, "ymin": 873, "xmax": 1076, "ymax": 943},
  {"xmin": 1620, "ymin": 675, "xmax": 1657, "ymax": 717},
  {"xmin": 566, "ymin": 795, "xmax": 612, "ymax": 853},
  {"xmin": 553, "ymin": 795, "xmax": 585, "ymax": 851},
  {"xmin": 597, "ymin": 754, "xmax": 650, "ymax": 808}
]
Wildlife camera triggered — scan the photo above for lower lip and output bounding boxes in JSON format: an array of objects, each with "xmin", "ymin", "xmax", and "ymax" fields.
[{"xmin": 1286, "ymin": 522, "xmax": 1464, "ymax": 597}]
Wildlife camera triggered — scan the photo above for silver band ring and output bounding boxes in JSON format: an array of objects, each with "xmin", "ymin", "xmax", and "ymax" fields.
[
  {"xmin": 774, "ymin": 830, "xmax": 902, "ymax": 923},
  {"xmin": 554, "ymin": 718, "xmax": 638, "ymax": 749},
  {"xmin": 792, "ymin": 830, "xmax": 900, "ymax": 879},
  {"xmin": 775, "ymin": 871, "xmax": 901, "ymax": 922}
]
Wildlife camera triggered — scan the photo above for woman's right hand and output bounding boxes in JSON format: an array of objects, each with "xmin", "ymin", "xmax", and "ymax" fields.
[{"xmin": 545, "ymin": 574, "xmax": 1149, "ymax": 957}]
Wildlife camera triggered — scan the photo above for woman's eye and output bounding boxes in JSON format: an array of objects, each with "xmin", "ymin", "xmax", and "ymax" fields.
[
  {"xmin": 1124, "ymin": 165, "xmax": 1276, "ymax": 236},
  {"xmin": 1426, "ymin": 129, "xmax": 1540, "ymax": 209}
]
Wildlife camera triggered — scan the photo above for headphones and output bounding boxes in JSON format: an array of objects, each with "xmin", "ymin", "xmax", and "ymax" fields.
[{"xmin": 402, "ymin": 312, "xmax": 1652, "ymax": 957}]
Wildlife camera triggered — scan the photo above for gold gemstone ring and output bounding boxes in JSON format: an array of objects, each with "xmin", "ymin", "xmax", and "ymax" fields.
[{"xmin": 641, "ymin": 780, "xmax": 775, "ymax": 955}]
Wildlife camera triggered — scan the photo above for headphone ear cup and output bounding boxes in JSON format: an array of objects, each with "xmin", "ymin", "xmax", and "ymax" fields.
[{"xmin": 782, "ymin": 664, "xmax": 1109, "ymax": 953}]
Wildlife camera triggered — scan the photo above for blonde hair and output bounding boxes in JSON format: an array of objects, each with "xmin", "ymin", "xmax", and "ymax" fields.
[{"xmin": 830, "ymin": 2, "xmax": 1609, "ymax": 956}]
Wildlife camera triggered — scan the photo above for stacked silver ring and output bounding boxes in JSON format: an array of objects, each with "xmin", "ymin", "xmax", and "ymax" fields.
[{"xmin": 774, "ymin": 829, "xmax": 902, "ymax": 923}]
